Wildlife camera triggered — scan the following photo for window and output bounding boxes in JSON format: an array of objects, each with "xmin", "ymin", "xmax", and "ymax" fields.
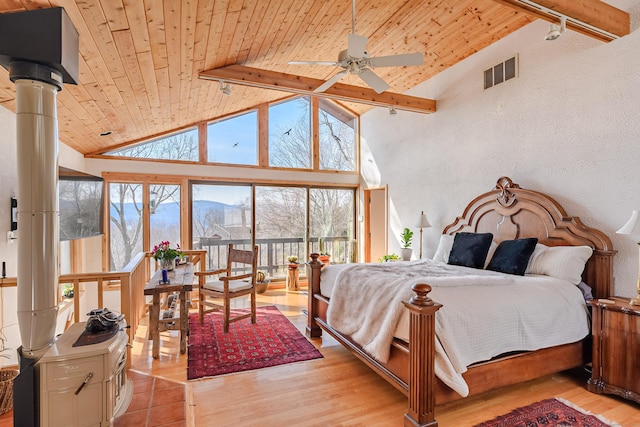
[
  {"xmin": 255, "ymin": 186, "xmax": 307, "ymax": 278},
  {"xmin": 191, "ymin": 183, "xmax": 253, "ymax": 269},
  {"xmin": 109, "ymin": 183, "xmax": 143, "ymax": 270},
  {"xmin": 105, "ymin": 128, "xmax": 199, "ymax": 161},
  {"xmin": 319, "ymin": 99, "xmax": 357, "ymax": 171},
  {"xmin": 149, "ymin": 184, "xmax": 181, "ymax": 250},
  {"xmin": 309, "ymin": 188, "xmax": 355, "ymax": 263},
  {"xmin": 207, "ymin": 111, "xmax": 258, "ymax": 165},
  {"xmin": 269, "ymin": 97, "xmax": 311, "ymax": 168}
]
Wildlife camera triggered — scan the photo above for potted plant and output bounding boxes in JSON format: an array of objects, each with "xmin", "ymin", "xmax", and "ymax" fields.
[
  {"xmin": 378, "ymin": 253, "xmax": 401, "ymax": 262},
  {"xmin": 318, "ymin": 237, "xmax": 331, "ymax": 265},
  {"xmin": 255, "ymin": 270, "xmax": 271, "ymax": 294},
  {"xmin": 400, "ymin": 228, "xmax": 414, "ymax": 261},
  {"xmin": 287, "ymin": 255, "xmax": 300, "ymax": 271},
  {"xmin": 152, "ymin": 240, "xmax": 183, "ymax": 271}
]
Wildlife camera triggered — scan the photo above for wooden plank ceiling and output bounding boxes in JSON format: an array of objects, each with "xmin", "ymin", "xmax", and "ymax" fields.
[{"xmin": 0, "ymin": 0, "xmax": 629, "ymax": 155}]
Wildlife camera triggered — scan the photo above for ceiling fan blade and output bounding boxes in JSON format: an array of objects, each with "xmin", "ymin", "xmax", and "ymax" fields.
[
  {"xmin": 359, "ymin": 69, "xmax": 389, "ymax": 94},
  {"xmin": 289, "ymin": 60, "xmax": 339, "ymax": 66},
  {"xmin": 348, "ymin": 33, "xmax": 368, "ymax": 57},
  {"xmin": 314, "ymin": 70, "xmax": 348, "ymax": 93},
  {"xmin": 369, "ymin": 52, "xmax": 424, "ymax": 68}
]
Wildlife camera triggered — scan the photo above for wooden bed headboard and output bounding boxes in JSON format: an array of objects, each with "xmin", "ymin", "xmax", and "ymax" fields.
[{"xmin": 442, "ymin": 176, "xmax": 616, "ymax": 299}]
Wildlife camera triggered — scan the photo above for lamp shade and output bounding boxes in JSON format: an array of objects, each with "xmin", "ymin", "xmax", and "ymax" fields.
[
  {"xmin": 417, "ymin": 211, "xmax": 431, "ymax": 229},
  {"xmin": 616, "ymin": 210, "xmax": 640, "ymax": 236}
]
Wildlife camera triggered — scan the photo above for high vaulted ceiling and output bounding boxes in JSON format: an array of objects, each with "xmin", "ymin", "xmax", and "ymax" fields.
[{"xmin": 0, "ymin": 0, "xmax": 630, "ymax": 155}]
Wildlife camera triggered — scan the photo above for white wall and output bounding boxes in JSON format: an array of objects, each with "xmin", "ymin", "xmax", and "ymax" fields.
[{"xmin": 361, "ymin": 15, "xmax": 640, "ymax": 298}]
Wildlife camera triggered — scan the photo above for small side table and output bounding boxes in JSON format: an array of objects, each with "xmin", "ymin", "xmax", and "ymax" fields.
[
  {"xmin": 588, "ymin": 297, "xmax": 640, "ymax": 404},
  {"xmin": 144, "ymin": 265, "xmax": 194, "ymax": 359}
]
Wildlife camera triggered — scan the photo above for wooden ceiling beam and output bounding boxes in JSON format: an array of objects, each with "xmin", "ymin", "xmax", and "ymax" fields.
[
  {"xmin": 199, "ymin": 65, "xmax": 436, "ymax": 114},
  {"xmin": 491, "ymin": 0, "xmax": 630, "ymax": 41}
]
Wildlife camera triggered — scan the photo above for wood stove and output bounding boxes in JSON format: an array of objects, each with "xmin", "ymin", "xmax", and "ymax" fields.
[{"xmin": 37, "ymin": 322, "xmax": 132, "ymax": 426}]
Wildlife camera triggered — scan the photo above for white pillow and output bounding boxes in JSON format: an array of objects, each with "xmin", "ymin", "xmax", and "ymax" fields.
[
  {"xmin": 525, "ymin": 244, "xmax": 548, "ymax": 274},
  {"xmin": 525, "ymin": 244, "xmax": 593, "ymax": 284},
  {"xmin": 432, "ymin": 234, "xmax": 454, "ymax": 263}
]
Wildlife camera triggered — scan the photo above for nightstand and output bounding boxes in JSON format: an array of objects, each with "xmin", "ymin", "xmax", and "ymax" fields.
[{"xmin": 588, "ymin": 297, "xmax": 640, "ymax": 404}]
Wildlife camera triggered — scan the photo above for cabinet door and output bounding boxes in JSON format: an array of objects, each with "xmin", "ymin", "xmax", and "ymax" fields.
[
  {"xmin": 46, "ymin": 382, "xmax": 103, "ymax": 426},
  {"xmin": 602, "ymin": 309, "xmax": 640, "ymax": 394}
]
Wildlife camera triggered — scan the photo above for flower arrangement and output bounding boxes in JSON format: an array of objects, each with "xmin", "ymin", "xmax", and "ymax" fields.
[{"xmin": 152, "ymin": 241, "xmax": 182, "ymax": 261}]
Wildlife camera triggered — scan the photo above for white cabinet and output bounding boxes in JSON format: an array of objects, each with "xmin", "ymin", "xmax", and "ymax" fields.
[{"xmin": 38, "ymin": 322, "xmax": 132, "ymax": 426}]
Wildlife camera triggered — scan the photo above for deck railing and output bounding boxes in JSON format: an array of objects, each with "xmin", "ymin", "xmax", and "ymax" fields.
[{"xmin": 194, "ymin": 236, "xmax": 353, "ymax": 277}]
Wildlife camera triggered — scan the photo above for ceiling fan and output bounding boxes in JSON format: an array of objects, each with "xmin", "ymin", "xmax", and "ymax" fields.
[{"xmin": 288, "ymin": 0, "xmax": 424, "ymax": 94}]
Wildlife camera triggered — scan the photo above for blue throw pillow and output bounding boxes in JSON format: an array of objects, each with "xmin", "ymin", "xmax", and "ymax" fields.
[
  {"xmin": 487, "ymin": 238, "xmax": 539, "ymax": 275},
  {"xmin": 447, "ymin": 232, "xmax": 494, "ymax": 269}
]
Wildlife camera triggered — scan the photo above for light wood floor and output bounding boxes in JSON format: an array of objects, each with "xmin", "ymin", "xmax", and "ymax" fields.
[{"xmin": 129, "ymin": 286, "xmax": 640, "ymax": 427}]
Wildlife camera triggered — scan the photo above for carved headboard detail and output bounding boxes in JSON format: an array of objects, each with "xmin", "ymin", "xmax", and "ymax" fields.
[{"xmin": 443, "ymin": 177, "xmax": 616, "ymax": 299}]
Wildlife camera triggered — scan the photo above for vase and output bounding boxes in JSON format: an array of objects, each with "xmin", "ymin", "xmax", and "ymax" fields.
[
  {"xmin": 160, "ymin": 258, "xmax": 175, "ymax": 271},
  {"xmin": 400, "ymin": 248, "xmax": 412, "ymax": 261}
]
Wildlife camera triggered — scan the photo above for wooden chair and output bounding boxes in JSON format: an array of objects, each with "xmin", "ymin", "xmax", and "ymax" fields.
[{"xmin": 195, "ymin": 244, "xmax": 259, "ymax": 333}]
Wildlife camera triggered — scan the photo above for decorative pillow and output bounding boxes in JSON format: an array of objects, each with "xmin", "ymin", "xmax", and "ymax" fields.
[
  {"xmin": 525, "ymin": 243, "xmax": 548, "ymax": 274},
  {"xmin": 432, "ymin": 234, "xmax": 455, "ymax": 263},
  {"xmin": 486, "ymin": 238, "xmax": 538, "ymax": 275},
  {"xmin": 447, "ymin": 232, "xmax": 494, "ymax": 269},
  {"xmin": 525, "ymin": 245, "xmax": 593, "ymax": 284}
]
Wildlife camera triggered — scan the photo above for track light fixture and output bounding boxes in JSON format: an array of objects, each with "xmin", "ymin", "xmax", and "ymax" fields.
[
  {"xmin": 219, "ymin": 81, "xmax": 231, "ymax": 96},
  {"xmin": 388, "ymin": 106, "xmax": 397, "ymax": 115},
  {"xmin": 545, "ymin": 16, "xmax": 566, "ymax": 41}
]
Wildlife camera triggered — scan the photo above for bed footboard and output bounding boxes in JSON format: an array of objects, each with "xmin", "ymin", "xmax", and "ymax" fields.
[
  {"xmin": 402, "ymin": 284, "xmax": 442, "ymax": 427},
  {"xmin": 306, "ymin": 254, "xmax": 441, "ymax": 427}
]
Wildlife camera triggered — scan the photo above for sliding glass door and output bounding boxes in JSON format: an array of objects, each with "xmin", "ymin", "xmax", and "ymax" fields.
[
  {"xmin": 190, "ymin": 182, "xmax": 355, "ymax": 279},
  {"xmin": 255, "ymin": 186, "xmax": 307, "ymax": 278},
  {"xmin": 191, "ymin": 183, "xmax": 253, "ymax": 270},
  {"xmin": 309, "ymin": 188, "xmax": 355, "ymax": 264}
]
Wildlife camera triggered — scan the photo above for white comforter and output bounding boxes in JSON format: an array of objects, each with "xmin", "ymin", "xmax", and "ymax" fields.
[{"xmin": 323, "ymin": 259, "xmax": 589, "ymax": 397}]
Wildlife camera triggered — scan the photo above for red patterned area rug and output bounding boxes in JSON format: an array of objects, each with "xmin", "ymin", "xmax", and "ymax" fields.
[
  {"xmin": 474, "ymin": 398, "xmax": 621, "ymax": 427},
  {"xmin": 187, "ymin": 305, "xmax": 322, "ymax": 380}
]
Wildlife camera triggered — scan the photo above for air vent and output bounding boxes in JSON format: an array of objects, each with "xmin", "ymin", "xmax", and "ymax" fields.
[{"xmin": 484, "ymin": 56, "xmax": 518, "ymax": 90}]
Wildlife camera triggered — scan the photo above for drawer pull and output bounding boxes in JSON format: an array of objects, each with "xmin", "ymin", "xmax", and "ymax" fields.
[{"xmin": 74, "ymin": 372, "xmax": 94, "ymax": 395}]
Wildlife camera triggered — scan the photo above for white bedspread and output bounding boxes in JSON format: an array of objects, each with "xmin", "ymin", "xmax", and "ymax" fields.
[{"xmin": 323, "ymin": 260, "xmax": 589, "ymax": 397}]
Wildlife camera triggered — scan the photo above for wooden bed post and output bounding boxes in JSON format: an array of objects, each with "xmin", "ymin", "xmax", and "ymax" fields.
[
  {"xmin": 402, "ymin": 284, "xmax": 441, "ymax": 427},
  {"xmin": 306, "ymin": 253, "xmax": 323, "ymax": 338}
]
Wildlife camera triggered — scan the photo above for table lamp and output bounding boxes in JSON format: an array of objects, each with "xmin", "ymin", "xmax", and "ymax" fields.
[
  {"xmin": 616, "ymin": 210, "xmax": 640, "ymax": 305},
  {"xmin": 416, "ymin": 211, "xmax": 431, "ymax": 259}
]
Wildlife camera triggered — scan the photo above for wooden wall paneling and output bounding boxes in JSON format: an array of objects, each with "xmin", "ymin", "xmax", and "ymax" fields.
[
  {"xmin": 187, "ymin": 1, "xmax": 215, "ymax": 121},
  {"xmin": 178, "ymin": 0, "xmax": 198, "ymax": 126},
  {"xmin": 162, "ymin": 0, "xmax": 183, "ymax": 124},
  {"xmin": 113, "ymin": 29, "xmax": 155, "ymax": 134},
  {"xmin": 214, "ymin": 0, "xmax": 244, "ymax": 69}
]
